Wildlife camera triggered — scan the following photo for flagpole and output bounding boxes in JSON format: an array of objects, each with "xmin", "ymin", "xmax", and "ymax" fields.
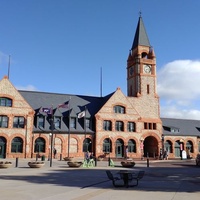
[
  {"xmin": 50, "ymin": 105, "xmax": 54, "ymax": 167},
  {"xmin": 8, "ymin": 55, "xmax": 11, "ymax": 79},
  {"xmin": 84, "ymin": 106, "xmax": 86, "ymax": 140},
  {"xmin": 67, "ymin": 97, "xmax": 71, "ymax": 158},
  {"xmin": 100, "ymin": 67, "xmax": 102, "ymax": 97}
]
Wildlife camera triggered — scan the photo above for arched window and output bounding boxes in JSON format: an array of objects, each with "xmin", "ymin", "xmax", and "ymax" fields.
[
  {"xmin": 128, "ymin": 139, "xmax": 136, "ymax": 153},
  {"xmin": 0, "ymin": 97, "xmax": 12, "ymax": 107},
  {"xmin": 103, "ymin": 138, "xmax": 111, "ymax": 153},
  {"xmin": 186, "ymin": 140, "xmax": 193, "ymax": 153},
  {"xmin": 199, "ymin": 141, "xmax": 200, "ymax": 152},
  {"xmin": 83, "ymin": 138, "xmax": 92, "ymax": 152},
  {"xmin": 34, "ymin": 137, "xmax": 45, "ymax": 153},
  {"xmin": 164, "ymin": 140, "xmax": 172, "ymax": 153},
  {"xmin": 113, "ymin": 105, "xmax": 125, "ymax": 114},
  {"xmin": 11, "ymin": 137, "xmax": 23, "ymax": 153}
]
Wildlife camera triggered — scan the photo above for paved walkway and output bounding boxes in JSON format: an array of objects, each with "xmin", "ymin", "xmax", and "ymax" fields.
[{"xmin": 0, "ymin": 158, "xmax": 199, "ymax": 200}]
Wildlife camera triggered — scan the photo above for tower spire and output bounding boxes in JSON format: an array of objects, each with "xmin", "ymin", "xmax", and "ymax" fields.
[{"xmin": 131, "ymin": 15, "xmax": 150, "ymax": 50}]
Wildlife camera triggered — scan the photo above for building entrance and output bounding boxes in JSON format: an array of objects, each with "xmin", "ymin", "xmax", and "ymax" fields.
[
  {"xmin": 143, "ymin": 136, "xmax": 158, "ymax": 158},
  {"xmin": 115, "ymin": 139, "xmax": 124, "ymax": 158}
]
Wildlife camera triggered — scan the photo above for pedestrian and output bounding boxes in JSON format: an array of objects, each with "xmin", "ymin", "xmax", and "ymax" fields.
[
  {"xmin": 53, "ymin": 147, "xmax": 57, "ymax": 159},
  {"xmin": 166, "ymin": 150, "xmax": 169, "ymax": 160},
  {"xmin": 85, "ymin": 151, "xmax": 90, "ymax": 162},
  {"xmin": 90, "ymin": 152, "xmax": 94, "ymax": 159},
  {"xmin": 163, "ymin": 150, "xmax": 167, "ymax": 160}
]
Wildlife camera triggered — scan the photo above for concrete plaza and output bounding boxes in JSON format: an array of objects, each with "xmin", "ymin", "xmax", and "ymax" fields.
[{"xmin": 0, "ymin": 158, "xmax": 199, "ymax": 200}]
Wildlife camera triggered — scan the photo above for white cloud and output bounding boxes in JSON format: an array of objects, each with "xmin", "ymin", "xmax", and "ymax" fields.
[
  {"xmin": 157, "ymin": 59, "xmax": 200, "ymax": 119},
  {"xmin": 16, "ymin": 85, "xmax": 38, "ymax": 91}
]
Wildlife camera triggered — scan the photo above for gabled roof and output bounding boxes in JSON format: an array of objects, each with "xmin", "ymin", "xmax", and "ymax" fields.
[
  {"xmin": 162, "ymin": 118, "xmax": 200, "ymax": 137},
  {"xmin": 19, "ymin": 90, "xmax": 111, "ymax": 133},
  {"xmin": 131, "ymin": 16, "xmax": 150, "ymax": 50},
  {"xmin": 19, "ymin": 90, "xmax": 106, "ymax": 117}
]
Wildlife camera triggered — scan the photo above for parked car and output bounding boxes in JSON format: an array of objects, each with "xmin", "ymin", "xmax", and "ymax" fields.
[{"xmin": 196, "ymin": 154, "xmax": 200, "ymax": 166}]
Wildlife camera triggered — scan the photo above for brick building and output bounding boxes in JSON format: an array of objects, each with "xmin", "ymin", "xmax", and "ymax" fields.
[{"xmin": 0, "ymin": 16, "xmax": 199, "ymax": 160}]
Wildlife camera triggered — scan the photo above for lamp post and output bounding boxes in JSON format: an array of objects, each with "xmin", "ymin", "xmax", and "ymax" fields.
[
  {"xmin": 162, "ymin": 135, "xmax": 165, "ymax": 160},
  {"xmin": 140, "ymin": 138, "xmax": 144, "ymax": 160},
  {"xmin": 49, "ymin": 132, "xmax": 53, "ymax": 167},
  {"xmin": 108, "ymin": 136, "xmax": 111, "ymax": 166},
  {"xmin": 180, "ymin": 139, "xmax": 183, "ymax": 160},
  {"xmin": 31, "ymin": 134, "xmax": 34, "ymax": 158}
]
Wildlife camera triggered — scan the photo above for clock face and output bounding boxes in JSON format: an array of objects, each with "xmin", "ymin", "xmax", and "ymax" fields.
[
  {"xmin": 129, "ymin": 66, "xmax": 134, "ymax": 75},
  {"xmin": 144, "ymin": 65, "xmax": 151, "ymax": 73}
]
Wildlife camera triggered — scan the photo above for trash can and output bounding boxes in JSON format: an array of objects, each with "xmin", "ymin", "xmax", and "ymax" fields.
[{"xmin": 41, "ymin": 155, "xmax": 45, "ymax": 161}]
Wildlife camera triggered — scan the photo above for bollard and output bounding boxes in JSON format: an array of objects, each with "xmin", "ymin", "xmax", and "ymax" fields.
[
  {"xmin": 15, "ymin": 157, "xmax": 19, "ymax": 168},
  {"xmin": 108, "ymin": 157, "xmax": 111, "ymax": 166},
  {"xmin": 94, "ymin": 157, "xmax": 97, "ymax": 167},
  {"xmin": 147, "ymin": 158, "xmax": 149, "ymax": 167},
  {"xmin": 60, "ymin": 154, "xmax": 62, "ymax": 161}
]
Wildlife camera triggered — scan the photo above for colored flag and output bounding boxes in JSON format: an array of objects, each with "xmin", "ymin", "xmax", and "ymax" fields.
[
  {"xmin": 78, "ymin": 110, "xmax": 85, "ymax": 118},
  {"xmin": 57, "ymin": 101, "xmax": 69, "ymax": 108},
  {"xmin": 41, "ymin": 107, "xmax": 52, "ymax": 115}
]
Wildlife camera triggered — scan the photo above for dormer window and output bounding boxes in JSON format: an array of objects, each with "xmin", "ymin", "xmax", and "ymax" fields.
[
  {"xmin": 38, "ymin": 115, "xmax": 45, "ymax": 128},
  {"xmin": 163, "ymin": 126, "xmax": 179, "ymax": 133},
  {"xmin": 54, "ymin": 116, "xmax": 61, "ymax": 129},
  {"xmin": 114, "ymin": 105, "xmax": 125, "ymax": 114}
]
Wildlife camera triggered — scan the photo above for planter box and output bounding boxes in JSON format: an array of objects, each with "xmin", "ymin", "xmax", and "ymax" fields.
[
  {"xmin": 121, "ymin": 161, "xmax": 135, "ymax": 168},
  {"xmin": 28, "ymin": 162, "xmax": 45, "ymax": 168},
  {"xmin": 0, "ymin": 162, "xmax": 12, "ymax": 168},
  {"xmin": 67, "ymin": 161, "xmax": 83, "ymax": 168},
  {"xmin": 63, "ymin": 157, "xmax": 73, "ymax": 161}
]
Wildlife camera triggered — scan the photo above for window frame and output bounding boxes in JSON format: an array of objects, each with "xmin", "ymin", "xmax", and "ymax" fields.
[
  {"xmin": 0, "ymin": 115, "xmax": 8, "ymax": 128},
  {"xmin": 113, "ymin": 105, "xmax": 125, "ymax": 114},
  {"xmin": 13, "ymin": 116, "xmax": 25, "ymax": 128},
  {"xmin": 115, "ymin": 121, "xmax": 124, "ymax": 131},
  {"xmin": 0, "ymin": 97, "xmax": 12, "ymax": 107},
  {"xmin": 11, "ymin": 137, "xmax": 23, "ymax": 153},
  {"xmin": 103, "ymin": 120, "xmax": 112, "ymax": 131},
  {"xmin": 127, "ymin": 122, "xmax": 136, "ymax": 132}
]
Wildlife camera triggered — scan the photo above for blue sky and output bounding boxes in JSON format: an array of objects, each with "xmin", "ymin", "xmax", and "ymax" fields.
[{"xmin": 0, "ymin": 0, "xmax": 200, "ymax": 120}]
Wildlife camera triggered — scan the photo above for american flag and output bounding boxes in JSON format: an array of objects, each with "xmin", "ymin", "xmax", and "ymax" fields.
[{"xmin": 57, "ymin": 101, "xmax": 69, "ymax": 108}]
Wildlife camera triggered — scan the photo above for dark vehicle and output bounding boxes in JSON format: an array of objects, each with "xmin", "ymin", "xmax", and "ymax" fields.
[{"xmin": 196, "ymin": 154, "xmax": 200, "ymax": 166}]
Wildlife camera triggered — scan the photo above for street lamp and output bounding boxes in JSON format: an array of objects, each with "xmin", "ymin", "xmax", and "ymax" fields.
[
  {"xmin": 140, "ymin": 137, "xmax": 144, "ymax": 160},
  {"xmin": 162, "ymin": 135, "xmax": 165, "ymax": 160},
  {"xmin": 108, "ymin": 136, "xmax": 111, "ymax": 166},
  {"xmin": 49, "ymin": 132, "xmax": 53, "ymax": 167}
]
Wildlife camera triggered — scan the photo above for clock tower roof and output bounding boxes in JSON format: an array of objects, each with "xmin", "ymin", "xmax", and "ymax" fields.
[{"xmin": 131, "ymin": 16, "xmax": 150, "ymax": 50}]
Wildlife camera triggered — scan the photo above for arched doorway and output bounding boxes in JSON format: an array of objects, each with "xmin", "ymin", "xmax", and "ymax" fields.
[
  {"xmin": 34, "ymin": 137, "xmax": 45, "ymax": 153},
  {"xmin": 143, "ymin": 136, "xmax": 158, "ymax": 158},
  {"xmin": 175, "ymin": 140, "xmax": 182, "ymax": 157},
  {"xmin": 115, "ymin": 139, "xmax": 124, "ymax": 158},
  {"xmin": 83, "ymin": 138, "xmax": 92, "ymax": 152},
  {"xmin": 11, "ymin": 137, "xmax": 23, "ymax": 153},
  {"xmin": 0, "ymin": 137, "xmax": 6, "ymax": 158}
]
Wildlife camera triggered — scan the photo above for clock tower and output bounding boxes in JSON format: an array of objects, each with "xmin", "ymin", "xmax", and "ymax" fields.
[{"xmin": 127, "ymin": 15, "xmax": 157, "ymax": 98}]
